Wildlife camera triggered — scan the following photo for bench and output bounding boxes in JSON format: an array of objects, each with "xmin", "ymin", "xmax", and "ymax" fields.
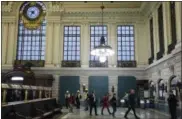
[{"xmin": 2, "ymin": 98, "xmax": 62, "ymax": 119}]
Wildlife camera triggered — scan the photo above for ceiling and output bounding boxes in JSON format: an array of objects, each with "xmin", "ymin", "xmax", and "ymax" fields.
[
  {"xmin": 1, "ymin": 1, "xmax": 143, "ymax": 9},
  {"xmin": 61, "ymin": 2, "xmax": 143, "ymax": 9},
  {"xmin": 1, "ymin": 1, "xmax": 153, "ymax": 16}
]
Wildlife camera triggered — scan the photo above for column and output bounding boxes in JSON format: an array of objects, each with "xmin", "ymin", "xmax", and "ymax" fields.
[
  {"xmin": 155, "ymin": 82, "xmax": 159, "ymax": 100},
  {"xmin": 108, "ymin": 76, "xmax": 118, "ymax": 97},
  {"xmin": 52, "ymin": 75, "xmax": 60, "ymax": 100},
  {"xmin": 39, "ymin": 90, "xmax": 42, "ymax": 99},
  {"xmin": 147, "ymin": 20, "xmax": 152, "ymax": 59},
  {"xmin": 2, "ymin": 23, "xmax": 8, "ymax": 65},
  {"xmin": 45, "ymin": 22, "xmax": 53, "ymax": 66},
  {"xmin": 25, "ymin": 90, "xmax": 28, "ymax": 101},
  {"xmin": 163, "ymin": 2, "xmax": 171, "ymax": 55},
  {"xmin": 108, "ymin": 23, "xmax": 117, "ymax": 67},
  {"xmin": 134, "ymin": 23, "xmax": 139, "ymax": 64},
  {"xmin": 60, "ymin": 24, "xmax": 64, "ymax": 62},
  {"xmin": 175, "ymin": 2, "xmax": 181, "ymax": 48},
  {"xmin": 6, "ymin": 23, "xmax": 16, "ymax": 65},
  {"xmin": 136, "ymin": 23, "xmax": 149, "ymax": 66},
  {"xmin": 53, "ymin": 23, "xmax": 60, "ymax": 66},
  {"xmin": 153, "ymin": 10, "xmax": 159, "ymax": 61},
  {"xmin": 2, "ymin": 89, "xmax": 7, "ymax": 104},
  {"xmin": 81, "ymin": 23, "xmax": 89, "ymax": 68}
]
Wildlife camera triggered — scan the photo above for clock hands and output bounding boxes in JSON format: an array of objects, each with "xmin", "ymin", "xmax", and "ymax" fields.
[{"xmin": 30, "ymin": 10, "xmax": 34, "ymax": 15}]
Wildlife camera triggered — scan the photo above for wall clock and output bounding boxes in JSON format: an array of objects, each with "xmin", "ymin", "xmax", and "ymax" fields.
[
  {"xmin": 20, "ymin": 2, "xmax": 46, "ymax": 29},
  {"xmin": 26, "ymin": 6, "xmax": 40, "ymax": 20}
]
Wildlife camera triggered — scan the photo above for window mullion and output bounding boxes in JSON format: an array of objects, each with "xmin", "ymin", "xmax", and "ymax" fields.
[{"xmin": 30, "ymin": 29, "xmax": 33, "ymax": 61}]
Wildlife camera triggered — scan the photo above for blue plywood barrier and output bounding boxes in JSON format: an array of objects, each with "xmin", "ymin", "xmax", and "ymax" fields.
[
  {"xmin": 89, "ymin": 76, "xmax": 108, "ymax": 104},
  {"xmin": 118, "ymin": 76, "xmax": 136, "ymax": 100},
  {"xmin": 59, "ymin": 76, "xmax": 80, "ymax": 105}
]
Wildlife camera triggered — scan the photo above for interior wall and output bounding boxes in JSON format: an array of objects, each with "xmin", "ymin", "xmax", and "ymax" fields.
[
  {"xmin": 1, "ymin": 1, "xmax": 149, "ymax": 68},
  {"xmin": 146, "ymin": 1, "xmax": 182, "ymax": 97},
  {"xmin": 88, "ymin": 76, "xmax": 108, "ymax": 101},
  {"xmin": 1, "ymin": 2, "xmax": 181, "ymax": 105},
  {"xmin": 118, "ymin": 76, "xmax": 136, "ymax": 99},
  {"xmin": 59, "ymin": 76, "xmax": 80, "ymax": 104}
]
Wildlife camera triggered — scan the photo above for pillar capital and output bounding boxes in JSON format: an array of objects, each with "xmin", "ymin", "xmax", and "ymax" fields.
[{"xmin": 2, "ymin": 16, "xmax": 16, "ymax": 23}]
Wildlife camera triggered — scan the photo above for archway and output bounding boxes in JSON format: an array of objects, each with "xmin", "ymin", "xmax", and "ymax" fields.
[
  {"xmin": 158, "ymin": 79, "xmax": 165, "ymax": 100},
  {"xmin": 149, "ymin": 81, "xmax": 156, "ymax": 99},
  {"xmin": 169, "ymin": 75, "xmax": 179, "ymax": 96}
]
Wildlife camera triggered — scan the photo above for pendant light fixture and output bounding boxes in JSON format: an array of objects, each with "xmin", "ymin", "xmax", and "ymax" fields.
[{"xmin": 91, "ymin": 2, "xmax": 114, "ymax": 63}]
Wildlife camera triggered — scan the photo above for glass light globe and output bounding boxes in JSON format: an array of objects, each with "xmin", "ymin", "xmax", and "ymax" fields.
[
  {"xmin": 91, "ymin": 36, "xmax": 114, "ymax": 59},
  {"xmin": 99, "ymin": 56, "xmax": 106, "ymax": 63},
  {"xmin": 11, "ymin": 76, "xmax": 24, "ymax": 81}
]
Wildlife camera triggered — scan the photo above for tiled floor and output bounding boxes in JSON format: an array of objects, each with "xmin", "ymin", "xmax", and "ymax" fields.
[{"xmin": 58, "ymin": 107, "xmax": 171, "ymax": 119}]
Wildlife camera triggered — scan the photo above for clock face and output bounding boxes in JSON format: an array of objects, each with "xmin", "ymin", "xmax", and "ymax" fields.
[{"xmin": 26, "ymin": 6, "xmax": 40, "ymax": 19}]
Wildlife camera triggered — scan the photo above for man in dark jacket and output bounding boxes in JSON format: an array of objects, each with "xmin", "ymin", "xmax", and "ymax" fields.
[
  {"xmin": 75, "ymin": 90, "xmax": 82, "ymax": 109},
  {"xmin": 89, "ymin": 92, "xmax": 98, "ymax": 116},
  {"xmin": 110, "ymin": 93, "xmax": 117, "ymax": 117},
  {"xmin": 124, "ymin": 89, "xmax": 140, "ymax": 119},
  {"xmin": 168, "ymin": 90, "xmax": 178, "ymax": 119}
]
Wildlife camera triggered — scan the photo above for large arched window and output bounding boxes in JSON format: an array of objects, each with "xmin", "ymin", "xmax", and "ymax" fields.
[
  {"xmin": 170, "ymin": 76, "xmax": 179, "ymax": 96},
  {"xmin": 168, "ymin": 2, "xmax": 177, "ymax": 53},
  {"xmin": 16, "ymin": 2, "xmax": 46, "ymax": 67}
]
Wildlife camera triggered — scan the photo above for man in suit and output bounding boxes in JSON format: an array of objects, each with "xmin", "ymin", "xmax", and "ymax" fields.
[
  {"xmin": 124, "ymin": 89, "xmax": 140, "ymax": 119},
  {"xmin": 168, "ymin": 90, "xmax": 178, "ymax": 119},
  {"xmin": 89, "ymin": 91, "xmax": 98, "ymax": 116},
  {"xmin": 75, "ymin": 90, "xmax": 82, "ymax": 109},
  {"xmin": 110, "ymin": 93, "xmax": 117, "ymax": 117}
]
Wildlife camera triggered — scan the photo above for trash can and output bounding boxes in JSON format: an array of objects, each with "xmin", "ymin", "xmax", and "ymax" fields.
[
  {"xmin": 140, "ymin": 100, "xmax": 145, "ymax": 109},
  {"xmin": 120, "ymin": 99, "xmax": 125, "ymax": 107},
  {"xmin": 145, "ymin": 99, "xmax": 150, "ymax": 108},
  {"xmin": 149, "ymin": 99, "xmax": 155, "ymax": 108}
]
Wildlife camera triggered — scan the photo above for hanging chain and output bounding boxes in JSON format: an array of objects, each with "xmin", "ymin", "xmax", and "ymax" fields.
[{"xmin": 101, "ymin": 2, "xmax": 105, "ymax": 36}]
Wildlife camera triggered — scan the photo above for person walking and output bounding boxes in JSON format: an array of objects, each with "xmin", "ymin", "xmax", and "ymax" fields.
[
  {"xmin": 69, "ymin": 93, "xmax": 75, "ymax": 112},
  {"xmin": 75, "ymin": 90, "xmax": 82, "ymax": 109},
  {"xmin": 89, "ymin": 91, "xmax": 98, "ymax": 116},
  {"xmin": 168, "ymin": 90, "xmax": 178, "ymax": 119},
  {"xmin": 110, "ymin": 93, "xmax": 117, "ymax": 118},
  {"xmin": 65, "ymin": 90, "xmax": 70, "ymax": 109},
  {"xmin": 101, "ymin": 93, "xmax": 111, "ymax": 115},
  {"xmin": 123, "ymin": 92, "xmax": 129, "ymax": 107},
  {"xmin": 83, "ymin": 89, "xmax": 89, "ymax": 111},
  {"xmin": 124, "ymin": 89, "xmax": 140, "ymax": 119}
]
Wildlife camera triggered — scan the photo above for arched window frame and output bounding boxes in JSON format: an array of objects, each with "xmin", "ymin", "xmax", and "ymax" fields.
[
  {"xmin": 149, "ymin": 81, "xmax": 155, "ymax": 98},
  {"xmin": 15, "ymin": 2, "xmax": 46, "ymax": 67},
  {"xmin": 170, "ymin": 76, "xmax": 179, "ymax": 96}
]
